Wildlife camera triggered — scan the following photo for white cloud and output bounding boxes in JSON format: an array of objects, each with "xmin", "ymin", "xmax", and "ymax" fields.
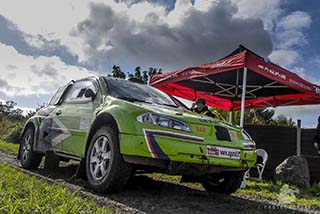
[
  {"xmin": 268, "ymin": 49, "xmax": 300, "ymax": 68},
  {"xmin": 194, "ymin": 0, "xmax": 216, "ymax": 12},
  {"xmin": 0, "ymin": 42, "xmax": 94, "ymax": 97},
  {"xmin": 127, "ymin": 1, "xmax": 167, "ymax": 23},
  {"xmin": 0, "ymin": 0, "xmax": 95, "ymax": 57},
  {"xmin": 276, "ymin": 31, "xmax": 307, "ymax": 50},
  {"xmin": 278, "ymin": 11, "xmax": 311, "ymax": 30},
  {"xmin": 269, "ymin": 11, "xmax": 312, "ymax": 69},
  {"xmin": 231, "ymin": 0, "xmax": 282, "ymax": 31}
]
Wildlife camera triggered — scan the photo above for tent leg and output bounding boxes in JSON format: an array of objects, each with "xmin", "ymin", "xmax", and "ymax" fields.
[
  {"xmin": 229, "ymin": 111, "xmax": 233, "ymax": 123},
  {"xmin": 296, "ymin": 119, "xmax": 301, "ymax": 156},
  {"xmin": 240, "ymin": 67, "xmax": 247, "ymax": 128}
]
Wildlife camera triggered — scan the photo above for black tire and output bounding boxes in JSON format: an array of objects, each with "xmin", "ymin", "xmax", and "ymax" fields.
[
  {"xmin": 201, "ymin": 171, "xmax": 245, "ymax": 194},
  {"xmin": 85, "ymin": 126, "xmax": 131, "ymax": 193},
  {"xmin": 19, "ymin": 127, "xmax": 43, "ymax": 169}
]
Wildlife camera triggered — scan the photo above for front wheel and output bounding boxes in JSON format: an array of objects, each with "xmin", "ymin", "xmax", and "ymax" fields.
[
  {"xmin": 201, "ymin": 171, "xmax": 245, "ymax": 194},
  {"xmin": 19, "ymin": 127, "xmax": 43, "ymax": 169},
  {"xmin": 85, "ymin": 126, "xmax": 131, "ymax": 193}
]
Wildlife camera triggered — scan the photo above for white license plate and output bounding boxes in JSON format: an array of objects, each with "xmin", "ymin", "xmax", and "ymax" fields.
[{"xmin": 207, "ymin": 145, "xmax": 240, "ymax": 159}]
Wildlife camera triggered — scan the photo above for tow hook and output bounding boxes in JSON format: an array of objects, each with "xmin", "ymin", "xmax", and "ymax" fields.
[
  {"xmin": 201, "ymin": 155, "xmax": 209, "ymax": 164},
  {"xmin": 241, "ymin": 160, "xmax": 249, "ymax": 168}
]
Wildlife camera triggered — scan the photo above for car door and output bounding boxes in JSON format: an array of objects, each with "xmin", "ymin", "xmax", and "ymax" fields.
[
  {"xmin": 37, "ymin": 83, "xmax": 73, "ymax": 152},
  {"xmin": 51, "ymin": 79, "xmax": 100, "ymax": 157}
]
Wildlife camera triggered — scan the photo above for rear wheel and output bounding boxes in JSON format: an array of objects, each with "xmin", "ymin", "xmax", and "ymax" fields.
[
  {"xmin": 19, "ymin": 127, "xmax": 43, "ymax": 169},
  {"xmin": 86, "ymin": 126, "xmax": 131, "ymax": 193},
  {"xmin": 201, "ymin": 171, "xmax": 245, "ymax": 194}
]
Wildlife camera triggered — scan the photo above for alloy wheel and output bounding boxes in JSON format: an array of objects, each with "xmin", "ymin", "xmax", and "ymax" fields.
[{"xmin": 89, "ymin": 135, "xmax": 112, "ymax": 180}]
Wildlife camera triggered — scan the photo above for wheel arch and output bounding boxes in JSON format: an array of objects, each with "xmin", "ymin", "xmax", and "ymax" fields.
[
  {"xmin": 85, "ymin": 112, "xmax": 120, "ymax": 155},
  {"xmin": 18, "ymin": 121, "xmax": 37, "ymax": 160}
]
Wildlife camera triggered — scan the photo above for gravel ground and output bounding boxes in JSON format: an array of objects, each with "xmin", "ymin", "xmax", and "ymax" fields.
[{"xmin": 0, "ymin": 151, "xmax": 316, "ymax": 214}]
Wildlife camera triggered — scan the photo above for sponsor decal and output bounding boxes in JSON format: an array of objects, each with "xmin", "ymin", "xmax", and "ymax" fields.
[
  {"xmin": 51, "ymin": 117, "xmax": 71, "ymax": 146},
  {"xmin": 199, "ymin": 118, "xmax": 218, "ymax": 124},
  {"xmin": 258, "ymin": 64, "xmax": 287, "ymax": 80},
  {"xmin": 210, "ymin": 59, "xmax": 232, "ymax": 69},
  {"xmin": 289, "ymin": 78, "xmax": 312, "ymax": 91},
  {"xmin": 143, "ymin": 129, "xmax": 204, "ymax": 159},
  {"xmin": 80, "ymin": 117, "xmax": 90, "ymax": 130},
  {"xmin": 207, "ymin": 145, "xmax": 240, "ymax": 159}
]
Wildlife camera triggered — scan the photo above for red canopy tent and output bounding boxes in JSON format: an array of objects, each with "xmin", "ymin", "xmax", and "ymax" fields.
[{"xmin": 150, "ymin": 45, "xmax": 320, "ymax": 127}]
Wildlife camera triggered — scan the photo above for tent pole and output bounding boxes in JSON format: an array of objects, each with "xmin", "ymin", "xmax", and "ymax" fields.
[
  {"xmin": 240, "ymin": 67, "xmax": 247, "ymax": 128},
  {"xmin": 229, "ymin": 104, "xmax": 233, "ymax": 124},
  {"xmin": 229, "ymin": 111, "xmax": 233, "ymax": 123}
]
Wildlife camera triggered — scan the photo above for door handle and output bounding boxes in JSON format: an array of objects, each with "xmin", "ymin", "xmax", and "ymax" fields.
[{"xmin": 55, "ymin": 110, "xmax": 62, "ymax": 115}]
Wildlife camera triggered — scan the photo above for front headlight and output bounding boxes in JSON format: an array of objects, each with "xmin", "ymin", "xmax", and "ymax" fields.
[
  {"xmin": 137, "ymin": 113, "xmax": 191, "ymax": 132},
  {"xmin": 241, "ymin": 129, "xmax": 256, "ymax": 149},
  {"xmin": 242, "ymin": 130, "xmax": 252, "ymax": 141}
]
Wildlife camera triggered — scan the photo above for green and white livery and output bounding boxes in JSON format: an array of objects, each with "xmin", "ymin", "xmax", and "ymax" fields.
[{"xmin": 19, "ymin": 76, "xmax": 256, "ymax": 194}]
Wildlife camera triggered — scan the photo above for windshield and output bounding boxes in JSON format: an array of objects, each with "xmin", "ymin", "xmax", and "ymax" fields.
[{"xmin": 104, "ymin": 77, "xmax": 178, "ymax": 107}]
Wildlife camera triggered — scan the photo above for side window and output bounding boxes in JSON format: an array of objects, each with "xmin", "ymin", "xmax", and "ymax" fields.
[
  {"xmin": 63, "ymin": 80, "xmax": 97, "ymax": 104},
  {"xmin": 48, "ymin": 85, "xmax": 68, "ymax": 106}
]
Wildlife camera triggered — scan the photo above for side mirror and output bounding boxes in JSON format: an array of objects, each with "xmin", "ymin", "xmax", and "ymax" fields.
[{"xmin": 84, "ymin": 88, "xmax": 96, "ymax": 101}]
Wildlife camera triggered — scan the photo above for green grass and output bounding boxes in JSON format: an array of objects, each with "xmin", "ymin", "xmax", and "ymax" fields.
[
  {"xmin": 0, "ymin": 163, "xmax": 117, "ymax": 214},
  {"xmin": 150, "ymin": 173, "xmax": 181, "ymax": 182},
  {"xmin": 150, "ymin": 173, "xmax": 320, "ymax": 210},
  {"xmin": 237, "ymin": 180, "xmax": 320, "ymax": 210},
  {"xmin": 0, "ymin": 141, "xmax": 19, "ymax": 155}
]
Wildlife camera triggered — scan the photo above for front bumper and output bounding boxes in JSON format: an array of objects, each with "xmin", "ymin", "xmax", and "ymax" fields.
[{"xmin": 120, "ymin": 132, "xmax": 256, "ymax": 169}]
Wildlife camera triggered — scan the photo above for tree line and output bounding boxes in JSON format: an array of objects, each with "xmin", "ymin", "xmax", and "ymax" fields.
[
  {"xmin": 110, "ymin": 65, "xmax": 163, "ymax": 84},
  {"xmin": 216, "ymin": 108, "xmax": 295, "ymax": 127}
]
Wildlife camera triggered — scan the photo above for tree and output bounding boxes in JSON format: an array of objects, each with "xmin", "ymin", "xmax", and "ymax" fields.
[
  {"xmin": 112, "ymin": 65, "xmax": 126, "ymax": 79},
  {"xmin": 148, "ymin": 67, "xmax": 163, "ymax": 76},
  {"xmin": 0, "ymin": 100, "xmax": 29, "ymax": 143},
  {"xmin": 271, "ymin": 115, "xmax": 295, "ymax": 127},
  {"xmin": 142, "ymin": 70, "xmax": 148, "ymax": 84},
  {"xmin": 215, "ymin": 107, "xmax": 295, "ymax": 127},
  {"xmin": 127, "ymin": 73, "xmax": 134, "ymax": 79},
  {"xmin": 134, "ymin": 66, "xmax": 142, "ymax": 80}
]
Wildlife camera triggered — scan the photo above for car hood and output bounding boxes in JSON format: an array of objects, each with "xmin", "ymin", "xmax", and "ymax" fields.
[{"xmin": 130, "ymin": 101, "xmax": 241, "ymax": 132}]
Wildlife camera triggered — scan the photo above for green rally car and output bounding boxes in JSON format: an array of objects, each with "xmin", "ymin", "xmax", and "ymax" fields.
[{"xmin": 19, "ymin": 76, "xmax": 256, "ymax": 194}]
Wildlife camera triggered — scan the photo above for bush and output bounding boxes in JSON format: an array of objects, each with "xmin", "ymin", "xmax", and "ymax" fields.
[
  {"xmin": 5, "ymin": 126, "xmax": 23, "ymax": 144},
  {"xmin": 0, "ymin": 119, "xmax": 24, "ymax": 144}
]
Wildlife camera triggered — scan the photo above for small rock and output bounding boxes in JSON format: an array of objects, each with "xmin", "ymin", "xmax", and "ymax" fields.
[{"xmin": 274, "ymin": 155, "xmax": 310, "ymax": 188}]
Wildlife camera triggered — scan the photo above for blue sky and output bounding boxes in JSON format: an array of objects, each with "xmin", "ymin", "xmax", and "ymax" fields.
[{"xmin": 0, "ymin": 0, "xmax": 319, "ymax": 127}]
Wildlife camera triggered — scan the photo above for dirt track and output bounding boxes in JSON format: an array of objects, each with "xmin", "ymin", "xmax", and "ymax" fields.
[{"xmin": 0, "ymin": 151, "xmax": 314, "ymax": 214}]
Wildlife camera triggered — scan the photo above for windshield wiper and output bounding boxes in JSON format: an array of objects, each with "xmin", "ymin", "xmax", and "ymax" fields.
[{"xmin": 117, "ymin": 97, "xmax": 152, "ymax": 104}]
